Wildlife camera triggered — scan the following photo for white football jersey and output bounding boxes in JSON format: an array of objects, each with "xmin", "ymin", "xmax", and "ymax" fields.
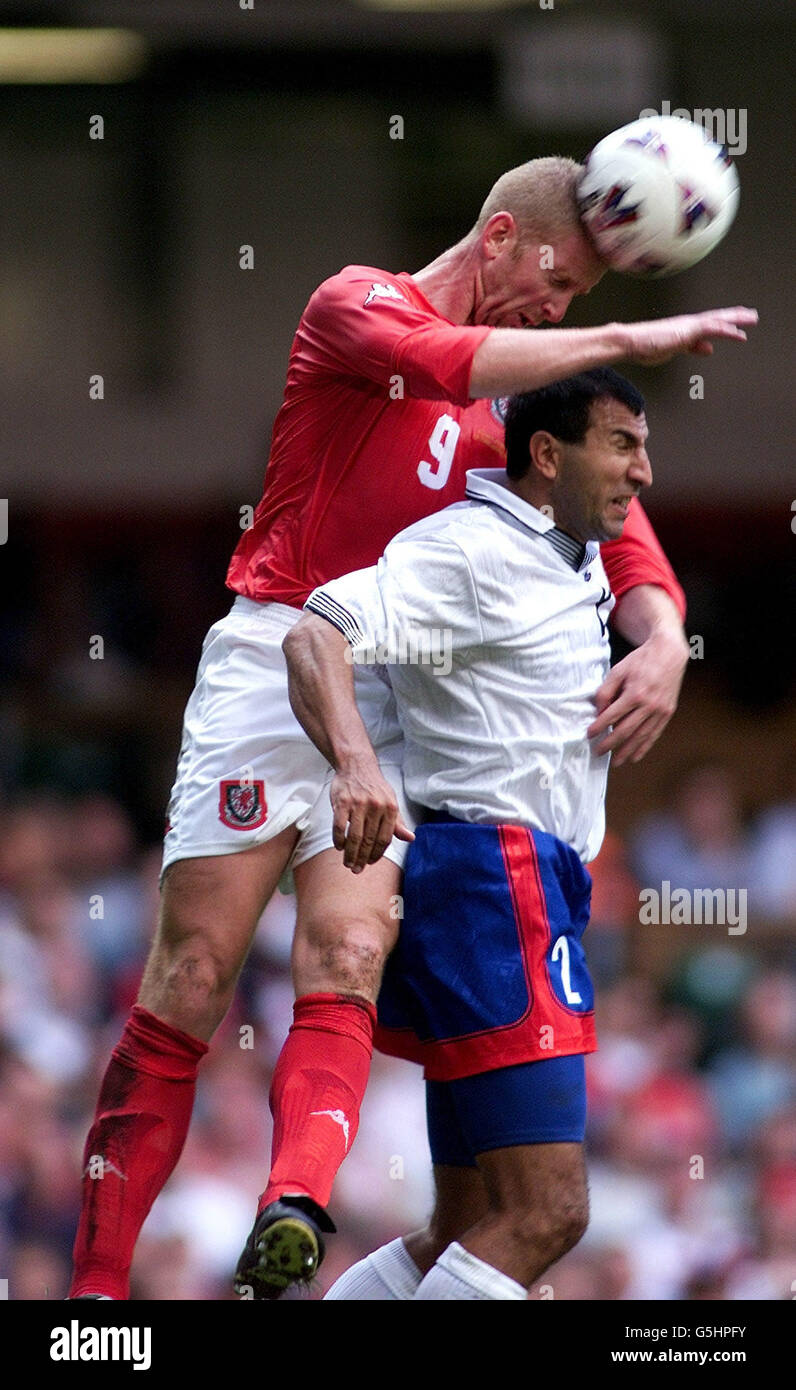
[{"xmin": 306, "ymin": 469, "xmax": 615, "ymax": 863}]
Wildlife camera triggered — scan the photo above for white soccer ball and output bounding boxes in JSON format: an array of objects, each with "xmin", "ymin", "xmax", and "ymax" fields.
[{"xmin": 577, "ymin": 115, "xmax": 740, "ymax": 277}]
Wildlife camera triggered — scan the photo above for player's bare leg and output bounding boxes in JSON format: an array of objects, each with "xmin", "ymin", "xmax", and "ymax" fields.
[
  {"xmin": 235, "ymin": 847, "xmax": 401, "ymax": 1299},
  {"xmin": 415, "ymin": 1142, "xmax": 588, "ymax": 1299},
  {"xmin": 139, "ymin": 833, "xmax": 298, "ymax": 1038},
  {"xmin": 291, "ymin": 847, "xmax": 401, "ymax": 1001},
  {"xmin": 403, "ymin": 1165, "xmax": 491, "ymax": 1275},
  {"xmin": 70, "ymin": 830, "xmax": 298, "ymax": 1300},
  {"xmin": 331, "ymin": 1145, "xmax": 586, "ymax": 1300}
]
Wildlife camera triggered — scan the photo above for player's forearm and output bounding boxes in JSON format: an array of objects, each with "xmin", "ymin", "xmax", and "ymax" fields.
[
  {"xmin": 612, "ymin": 583, "xmax": 689, "ymax": 657},
  {"xmin": 283, "ymin": 616, "xmax": 381, "ymax": 774},
  {"xmin": 468, "ymin": 322, "xmax": 628, "ymax": 397}
]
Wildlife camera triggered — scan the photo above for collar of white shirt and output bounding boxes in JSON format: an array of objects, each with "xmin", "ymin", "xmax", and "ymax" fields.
[{"xmin": 463, "ymin": 468, "xmax": 599, "ymax": 573}]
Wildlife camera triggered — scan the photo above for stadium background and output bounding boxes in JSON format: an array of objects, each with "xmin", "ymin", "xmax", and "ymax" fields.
[{"xmin": 0, "ymin": 0, "xmax": 793, "ymax": 1300}]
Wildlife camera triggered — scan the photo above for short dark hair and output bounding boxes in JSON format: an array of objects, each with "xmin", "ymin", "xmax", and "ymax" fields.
[{"xmin": 503, "ymin": 368, "xmax": 646, "ymax": 480}]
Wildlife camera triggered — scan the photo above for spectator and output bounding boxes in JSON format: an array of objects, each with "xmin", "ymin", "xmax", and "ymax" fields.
[
  {"xmin": 707, "ymin": 971, "xmax": 796, "ymax": 1151},
  {"xmin": 631, "ymin": 761, "xmax": 753, "ymax": 895},
  {"xmin": 748, "ymin": 767, "xmax": 796, "ymax": 923}
]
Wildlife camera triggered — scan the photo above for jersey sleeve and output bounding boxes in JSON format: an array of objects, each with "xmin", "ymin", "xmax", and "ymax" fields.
[
  {"xmin": 601, "ymin": 498, "xmax": 686, "ymax": 622},
  {"xmin": 305, "ymin": 535, "xmax": 484, "ymax": 660},
  {"xmin": 302, "ymin": 268, "xmax": 491, "ymax": 406},
  {"xmin": 305, "ymin": 564, "xmax": 390, "ymax": 656}
]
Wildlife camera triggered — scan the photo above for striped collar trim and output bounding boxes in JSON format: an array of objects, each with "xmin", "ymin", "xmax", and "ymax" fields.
[
  {"xmin": 464, "ymin": 468, "xmax": 599, "ymax": 571},
  {"xmin": 544, "ymin": 527, "xmax": 588, "ymax": 571}
]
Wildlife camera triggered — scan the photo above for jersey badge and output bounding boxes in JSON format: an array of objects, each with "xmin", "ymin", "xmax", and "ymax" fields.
[
  {"xmin": 490, "ymin": 396, "xmax": 510, "ymax": 424},
  {"xmin": 594, "ymin": 587, "xmax": 612, "ymax": 638},
  {"xmin": 219, "ymin": 779, "xmax": 268, "ymax": 830},
  {"xmin": 364, "ymin": 281, "xmax": 407, "ymax": 307}
]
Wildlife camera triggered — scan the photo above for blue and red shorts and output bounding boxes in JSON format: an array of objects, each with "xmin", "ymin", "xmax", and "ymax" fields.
[{"xmin": 375, "ymin": 816, "xmax": 597, "ymax": 1081}]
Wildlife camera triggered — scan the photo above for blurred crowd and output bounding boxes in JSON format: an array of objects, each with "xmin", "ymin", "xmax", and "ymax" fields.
[{"xmin": 0, "ymin": 769, "xmax": 793, "ymax": 1301}]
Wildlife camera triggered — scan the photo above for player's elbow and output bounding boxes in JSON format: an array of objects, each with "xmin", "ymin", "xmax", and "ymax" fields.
[
  {"xmin": 282, "ymin": 615, "xmax": 319, "ymax": 683},
  {"xmin": 281, "ymin": 619, "xmax": 305, "ymax": 670},
  {"xmin": 283, "ymin": 612, "xmax": 346, "ymax": 673}
]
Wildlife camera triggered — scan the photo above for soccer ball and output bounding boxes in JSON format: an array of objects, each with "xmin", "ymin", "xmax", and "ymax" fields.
[{"xmin": 577, "ymin": 115, "xmax": 740, "ymax": 277}]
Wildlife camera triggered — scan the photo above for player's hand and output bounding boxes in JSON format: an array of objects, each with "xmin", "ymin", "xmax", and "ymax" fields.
[
  {"xmin": 622, "ymin": 306, "xmax": 757, "ymax": 365},
  {"xmin": 588, "ymin": 625, "xmax": 690, "ymax": 765},
  {"xmin": 330, "ymin": 762, "xmax": 414, "ymax": 874}
]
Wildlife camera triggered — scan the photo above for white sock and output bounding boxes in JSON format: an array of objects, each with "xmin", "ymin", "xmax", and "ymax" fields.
[
  {"xmin": 323, "ymin": 1238, "xmax": 422, "ymax": 1301},
  {"xmin": 413, "ymin": 1241, "xmax": 526, "ymax": 1301}
]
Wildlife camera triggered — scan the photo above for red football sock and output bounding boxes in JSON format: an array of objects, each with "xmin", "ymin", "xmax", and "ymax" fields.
[
  {"xmin": 69, "ymin": 1004, "xmax": 208, "ymax": 1300},
  {"xmin": 260, "ymin": 992, "xmax": 376, "ymax": 1215}
]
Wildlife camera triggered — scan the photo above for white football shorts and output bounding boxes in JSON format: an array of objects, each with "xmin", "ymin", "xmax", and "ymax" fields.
[{"xmin": 161, "ymin": 596, "xmax": 414, "ymax": 879}]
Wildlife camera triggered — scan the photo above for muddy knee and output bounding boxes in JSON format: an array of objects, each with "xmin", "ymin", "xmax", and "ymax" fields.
[
  {"xmin": 293, "ymin": 913, "xmax": 396, "ymax": 1000},
  {"xmin": 139, "ymin": 883, "xmax": 251, "ymax": 1036}
]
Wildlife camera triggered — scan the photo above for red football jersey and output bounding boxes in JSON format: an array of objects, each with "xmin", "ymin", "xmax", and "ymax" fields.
[{"xmin": 227, "ymin": 265, "xmax": 685, "ymax": 618}]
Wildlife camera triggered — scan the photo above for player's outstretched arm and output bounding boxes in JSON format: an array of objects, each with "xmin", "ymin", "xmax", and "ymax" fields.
[
  {"xmin": 468, "ymin": 306, "xmax": 757, "ymax": 396},
  {"xmin": 588, "ymin": 586, "xmax": 690, "ymax": 765},
  {"xmin": 283, "ymin": 615, "xmax": 414, "ymax": 873}
]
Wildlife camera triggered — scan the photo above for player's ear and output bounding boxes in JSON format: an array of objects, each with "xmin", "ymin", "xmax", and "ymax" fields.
[
  {"xmin": 528, "ymin": 430, "xmax": 559, "ymax": 481},
  {"xmin": 481, "ymin": 211, "xmax": 518, "ymax": 260}
]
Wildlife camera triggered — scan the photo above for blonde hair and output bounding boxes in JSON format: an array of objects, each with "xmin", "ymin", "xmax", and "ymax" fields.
[{"xmin": 474, "ymin": 156, "xmax": 583, "ymax": 245}]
